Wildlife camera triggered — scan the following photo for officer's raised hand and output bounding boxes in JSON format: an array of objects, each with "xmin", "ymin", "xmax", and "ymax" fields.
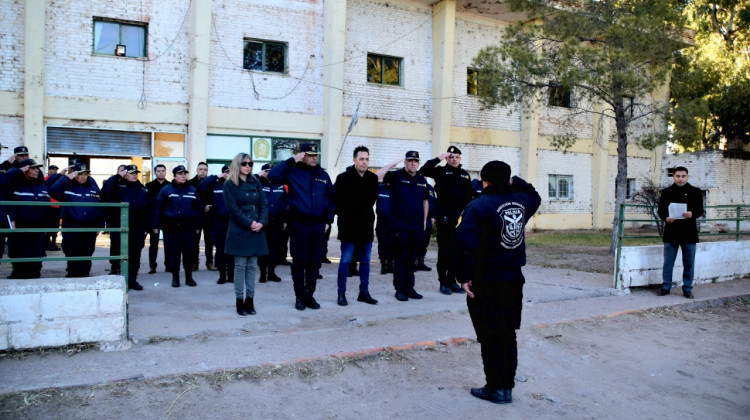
[
  {"xmin": 293, "ymin": 152, "xmax": 306, "ymax": 162},
  {"xmin": 438, "ymin": 152, "xmax": 450, "ymax": 161},
  {"xmin": 66, "ymin": 170, "xmax": 79, "ymax": 180},
  {"xmin": 117, "ymin": 167, "xmax": 127, "ymax": 178}
]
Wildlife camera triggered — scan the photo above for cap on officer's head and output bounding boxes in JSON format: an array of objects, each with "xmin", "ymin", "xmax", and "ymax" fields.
[
  {"xmin": 261, "ymin": 163, "xmax": 272, "ymax": 171},
  {"xmin": 221, "ymin": 165, "xmax": 230, "ymax": 174},
  {"xmin": 300, "ymin": 143, "xmax": 320, "ymax": 155},
  {"xmin": 18, "ymin": 158, "xmax": 42, "ymax": 168},
  {"xmin": 405, "ymin": 151, "xmax": 420, "ymax": 160},
  {"xmin": 73, "ymin": 162, "xmax": 91, "ymax": 173},
  {"xmin": 14, "ymin": 146, "xmax": 29, "ymax": 155},
  {"xmin": 447, "ymin": 146, "xmax": 462, "ymax": 155},
  {"xmin": 49, "ymin": 165, "xmax": 59, "ymax": 170},
  {"xmin": 124, "ymin": 164, "xmax": 140, "ymax": 174},
  {"xmin": 172, "ymin": 165, "xmax": 188, "ymax": 175},
  {"xmin": 480, "ymin": 161, "xmax": 511, "ymax": 186}
]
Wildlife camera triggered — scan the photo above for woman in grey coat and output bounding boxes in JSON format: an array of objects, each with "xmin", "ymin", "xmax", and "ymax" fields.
[{"xmin": 223, "ymin": 153, "xmax": 269, "ymax": 315}]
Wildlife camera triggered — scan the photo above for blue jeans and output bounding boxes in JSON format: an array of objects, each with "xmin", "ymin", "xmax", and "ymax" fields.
[
  {"xmin": 234, "ymin": 256, "xmax": 258, "ymax": 299},
  {"xmin": 337, "ymin": 242, "xmax": 372, "ymax": 293},
  {"xmin": 662, "ymin": 242, "xmax": 696, "ymax": 293}
]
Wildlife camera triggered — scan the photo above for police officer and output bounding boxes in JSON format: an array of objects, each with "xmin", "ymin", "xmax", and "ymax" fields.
[
  {"xmin": 420, "ymin": 146, "xmax": 474, "ymax": 295},
  {"xmin": 268, "ymin": 143, "xmax": 335, "ymax": 310},
  {"xmin": 49, "ymin": 162, "xmax": 105, "ymax": 278},
  {"xmin": 198, "ymin": 165, "xmax": 233, "ymax": 284},
  {"xmin": 102, "ymin": 164, "xmax": 150, "ymax": 290},
  {"xmin": 455, "ymin": 161, "xmax": 541, "ymax": 405},
  {"xmin": 256, "ymin": 163, "xmax": 287, "ymax": 284},
  {"xmin": 189, "ymin": 161, "xmax": 213, "ymax": 271},
  {"xmin": 415, "ymin": 182, "xmax": 436, "ymax": 271},
  {"xmin": 153, "ymin": 165, "xmax": 202, "ymax": 288},
  {"xmin": 145, "ymin": 164, "xmax": 169, "ymax": 274},
  {"xmin": 44, "ymin": 165, "xmax": 62, "ymax": 251},
  {"xmin": 106, "ymin": 164, "xmax": 127, "ymax": 275},
  {"xmin": 375, "ymin": 180, "xmax": 393, "ymax": 275},
  {"xmin": 6, "ymin": 159, "xmax": 50, "ymax": 279},
  {"xmin": 0, "ymin": 146, "xmax": 31, "ymax": 171},
  {"xmin": 376, "ymin": 151, "xmax": 429, "ymax": 302}
]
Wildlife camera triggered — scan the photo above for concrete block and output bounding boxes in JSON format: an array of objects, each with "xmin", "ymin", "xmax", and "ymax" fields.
[
  {"xmin": 10, "ymin": 320, "xmax": 70, "ymax": 349},
  {"xmin": 41, "ymin": 291, "xmax": 98, "ymax": 318},
  {"xmin": 0, "ymin": 294, "xmax": 40, "ymax": 322},
  {"xmin": 69, "ymin": 317, "xmax": 126, "ymax": 343},
  {"xmin": 98, "ymin": 289, "xmax": 126, "ymax": 315}
]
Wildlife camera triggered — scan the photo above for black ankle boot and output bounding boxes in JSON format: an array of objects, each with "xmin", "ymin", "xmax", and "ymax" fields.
[
  {"xmin": 259, "ymin": 265, "xmax": 267, "ymax": 283},
  {"xmin": 416, "ymin": 257, "xmax": 432, "ymax": 271},
  {"xmin": 337, "ymin": 292, "xmax": 348, "ymax": 306},
  {"xmin": 236, "ymin": 299, "xmax": 246, "ymax": 316},
  {"xmin": 172, "ymin": 271, "xmax": 180, "ymax": 287},
  {"xmin": 268, "ymin": 266, "xmax": 281, "ymax": 282},
  {"xmin": 357, "ymin": 291, "xmax": 378, "ymax": 305},
  {"xmin": 185, "ymin": 270, "xmax": 196, "ymax": 287},
  {"xmin": 217, "ymin": 269, "xmax": 227, "ymax": 284},
  {"xmin": 244, "ymin": 297, "xmax": 256, "ymax": 315}
]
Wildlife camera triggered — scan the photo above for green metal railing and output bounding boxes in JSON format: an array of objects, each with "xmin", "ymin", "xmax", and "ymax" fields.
[
  {"xmin": 614, "ymin": 203, "xmax": 750, "ymax": 289},
  {"xmin": 0, "ymin": 200, "xmax": 130, "ymax": 338}
]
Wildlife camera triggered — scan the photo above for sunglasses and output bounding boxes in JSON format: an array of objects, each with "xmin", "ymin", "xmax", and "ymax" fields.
[{"xmin": 240, "ymin": 161, "xmax": 253, "ymax": 167}]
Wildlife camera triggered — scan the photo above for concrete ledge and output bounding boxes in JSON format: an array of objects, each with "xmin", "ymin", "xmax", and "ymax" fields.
[
  {"xmin": 0, "ymin": 275, "xmax": 127, "ymax": 350},
  {"xmin": 617, "ymin": 241, "xmax": 750, "ymax": 289}
]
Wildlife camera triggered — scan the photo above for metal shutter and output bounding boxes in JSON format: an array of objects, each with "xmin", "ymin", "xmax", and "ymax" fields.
[{"xmin": 47, "ymin": 127, "xmax": 151, "ymax": 157}]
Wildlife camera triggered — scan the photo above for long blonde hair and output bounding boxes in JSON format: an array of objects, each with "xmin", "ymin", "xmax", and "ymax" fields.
[{"xmin": 228, "ymin": 152, "xmax": 253, "ymax": 186}]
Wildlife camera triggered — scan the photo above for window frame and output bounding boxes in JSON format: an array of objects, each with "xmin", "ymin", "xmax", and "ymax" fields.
[
  {"xmin": 626, "ymin": 178, "xmax": 637, "ymax": 200},
  {"xmin": 548, "ymin": 83, "xmax": 572, "ymax": 108},
  {"xmin": 92, "ymin": 18, "xmax": 148, "ymax": 58},
  {"xmin": 367, "ymin": 53, "xmax": 403, "ymax": 86},
  {"xmin": 548, "ymin": 174, "xmax": 574, "ymax": 200},
  {"xmin": 243, "ymin": 39, "xmax": 288, "ymax": 74},
  {"xmin": 467, "ymin": 68, "xmax": 492, "ymax": 96}
]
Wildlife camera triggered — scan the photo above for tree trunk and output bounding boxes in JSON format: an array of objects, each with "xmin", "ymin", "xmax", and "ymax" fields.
[{"xmin": 610, "ymin": 105, "xmax": 629, "ymax": 255}]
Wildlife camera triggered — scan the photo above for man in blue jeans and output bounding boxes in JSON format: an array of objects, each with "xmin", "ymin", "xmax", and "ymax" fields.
[
  {"xmin": 657, "ymin": 166, "xmax": 704, "ymax": 299},
  {"xmin": 334, "ymin": 146, "xmax": 379, "ymax": 306}
]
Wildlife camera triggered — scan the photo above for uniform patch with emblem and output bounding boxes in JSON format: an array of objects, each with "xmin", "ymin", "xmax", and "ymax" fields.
[{"xmin": 496, "ymin": 201, "xmax": 525, "ymax": 249}]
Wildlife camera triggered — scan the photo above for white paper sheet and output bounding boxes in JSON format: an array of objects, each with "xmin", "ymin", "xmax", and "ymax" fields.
[{"xmin": 668, "ymin": 203, "xmax": 687, "ymax": 219}]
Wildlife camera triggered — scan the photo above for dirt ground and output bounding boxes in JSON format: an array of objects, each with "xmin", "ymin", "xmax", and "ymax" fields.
[{"xmin": 1, "ymin": 301, "xmax": 747, "ymax": 419}]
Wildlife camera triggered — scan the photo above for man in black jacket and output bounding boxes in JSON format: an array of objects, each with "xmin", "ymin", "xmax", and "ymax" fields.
[
  {"xmin": 334, "ymin": 146, "xmax": 379, "ymax": 306},
  {"xmin": 145, "ymin": 164, "xmax": 169, "ymax": 274},
  {"xmin": 656, "ymin": 166, "xmax": 704, "ymax": 299},
  {"xmin": 189, "ymin": 161, "xmax": 213, "ymax": 271}
]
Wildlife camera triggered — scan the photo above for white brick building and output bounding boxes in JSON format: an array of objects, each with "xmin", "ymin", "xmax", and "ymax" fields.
[{"xmin": 1, "ymin": 0, "xmax": 670, "ymax": 229}]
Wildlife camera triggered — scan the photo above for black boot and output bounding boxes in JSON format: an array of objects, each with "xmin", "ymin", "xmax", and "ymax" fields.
[
  {"xmin": 172, "ymin": 271, "xmax": 180, "ymax": 287},
  {"xmin": 217, "ymin": 268, "xmax": 227, "ymax": 284},
  {"xmin": 236, "ymin": 298, "xmax": 246, "ymax": 316},
  {"xmin": 380, "ymin": 260, "xmax": 388, "ymax": 275},
  {"xmin": 416, "ymin": 257, "xmax": 432, "ymax": 271},
  {"xmin": 268, "ymin": 265, "xmax": 281, "ymax": 282},
  {"xmin": 244, "ymin": 297, "xmax": 256, "ymax": 315},
  {"xmin": 348, "ymin": 264, "xmax": 359, "ymax": 277},
  {"xmin": 337, "ymin": 292, "xmax": 348, "ymax": 306},
  {"xmin": 357, "ymin": 291, "xmax": 378, "ymax": 305},
  {"xmin": 185, "ymin": 269, "xmax": 197, "ymax": 287},
  {"xmin": 129, "ymin": 275, "xmax": 144, "ymax": 291},
  {"xmin": 259, "ymin": 264, "xmax": 267, "ymax": 283}
]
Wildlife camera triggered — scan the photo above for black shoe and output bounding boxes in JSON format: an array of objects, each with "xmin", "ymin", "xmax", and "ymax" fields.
[
  {"xmin": 439, "ymin": 285, "xmax": 452, "ymax": 295},
  {"xmin": 357, "ymin": 291, "xmax": 378, "ymax": 305},
  {"xmin": 322, "ymin": 257, "xmax": 332, "ymax": 264},
  {"xmin": 317, "ymin": 273, "xmax": 323, "ymax": 279},
  {"xmin": 406, "ymin": 289, "xmax": 423, "ymax": 299},
  {"xmin": 348, "ymin": 266, "xmax": 359, "ymax": 277},
  {"xmin": 236, "ymin": 299, "xmax": 246, "ymax": 316},
  {"xmin": 186, "ymin": 275, "xmax": 197, "ymax": 287},
  {"xmin": 656, "ymin": 289, "xmax": 670, "ymax": 296},
  {"xmin": 380, "ymin": 261, "xmax": 388, "ymax": 275},
  {"xmin": 395, "ymin": 291, "xmax": 408, "ymax": 302},
  {"xmin": 448, "ymin": 283, "xmax": 464, "ymax": 294},
  {"xmin": 268, "ymin": 271, "xmax": 282, "ymax": 282},
  {"xmin": 337, "ymin": 292, "xmax": 348, "ymax": 306},
  {"xmin": 416, "ymin": 258, "xmax": 432, "ymax": 271},
  {"xmin": 683, "ymin": 291, "xmax": 694, "ymax": 299},
  {"xmin": 259, "ymin": 277, "xmax": 267, "ymax": 283},
  {"xmin": 470, "ymin": 386, "xmax": 508, "ymax": 404},
  {"xmin": 295, "ymin": 298, "xmax": 305, "ymax": 311},
  {"xmin": 244, "ymin": 297, "xmax": 256, "ymax": 315},
  {"xmin": 110, "ymin": 267, "xmax": 121, "ymax": 275},
  {"xmin": 305, "ymin": 296, "xmax": 321, "ymax": 309},
  {"xmin": 148, "ymin": 266, "xmax": 157, "ymax": 274},
  {"xmin": 129, "ymin": 282, "xmax": 143, "ymax": 291},
  {"xmin": 172, "ymin": 272, "xmax": 180, "ymax": 287}
]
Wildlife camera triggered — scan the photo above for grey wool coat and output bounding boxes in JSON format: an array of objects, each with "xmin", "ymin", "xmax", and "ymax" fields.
[{"xmin": 223, "ymin": 176, "xmax": 269, "ymax": 257}]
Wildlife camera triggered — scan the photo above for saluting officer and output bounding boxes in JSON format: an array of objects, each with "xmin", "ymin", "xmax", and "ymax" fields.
[
  {"xmin": 102, "ymin": 164, "xmax": 151, "ymax": 290},
  {"xmin": 198, "ymin": 165, "xmax": 233, "ymax": 285},
  {"xmin": 268, "ymin": 143, "xmax": 335, "ymax": 311},
  {"xmin": 153, "ymin": 165, "xmax": 202, "ymax": 288},
  {"xmin": 48, "ymin": 162, "xmax": 105, "ymax": 278},
  {"xmin": 415, "ymin": 182, "xmax": 436, "ymax": 272},
  {"xmin": 419, "ymin": 146, "xmax": 474, "ymax": 295},
  {"xmin": 0, "ymin": 145, "xmax": 31, "ymax": 171},
  {"xmin": 256, "ymin": 163, "xmax": 287, "ymax": 284},
  {"xmin": 376, "ymin": 151, "xmax": 429, "ymax": 302}
]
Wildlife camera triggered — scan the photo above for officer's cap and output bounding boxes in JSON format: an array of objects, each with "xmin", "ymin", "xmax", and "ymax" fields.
[
  {"xmin": 124, "ymin": 164, "xmax": 140, "ymax": 174},
  {"xmin": 261, "ymin": 163, "xmax": 272, "ymax": 171},
  {"xmin": 18, "ymin": 158, "xmax": 42, "ymax": 168},
  {"xmin": 14, "ymin": 146, "xmax": 29, "ymax": 155},
  {"xmin": 404, "ymin": 151, "xmax": 420, "ymax": 161},
  {"xmin": 300, "ymin": 143, "xmax": 320, "ymax": 155},
  {"xmin": 221, "ymin": 165, "xmax": 230, "ymax": 174},
  {"xmin": 49, "ymin": 165, "xmax": 59, "ymax": 170},
  {"xmin": 480, "ymin": 161, "xmax": 511, "ymax": 186},
  {"xmin": 73, "ymin": 163, "xmax": 91, "ymax": 173},
  {"xmin": 172, "ymin": 165, "xmax": 188, "ymax": 175},
  {"xmin": 447, "ymin": 146, "xmax": 462, "ymax": 155}
]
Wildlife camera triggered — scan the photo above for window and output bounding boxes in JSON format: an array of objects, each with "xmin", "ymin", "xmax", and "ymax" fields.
[
  {"xmin": 548, "ymin": 175, "xmax": 574, "ymax": 200},
  {"xmin": 626, "ymin": 178, "xmax": 636, "ymax": 200},
  {"xmin": 243, "ymin": 40, "xmax": 287, "ymax": 73},
  {"xmin": 467, "ymin": 68, "xmax": 492, "ymax": 96},
  {"xmin": 93, "ymin": 19, "xmax": 147, "ymax": 57},
  {"xmin": 548, "ymin": 83, "xmax": 571, "ymax": 108},
  {"xmin": 367, "ymin": 54, "xmax": 402, "ymax": 86}
]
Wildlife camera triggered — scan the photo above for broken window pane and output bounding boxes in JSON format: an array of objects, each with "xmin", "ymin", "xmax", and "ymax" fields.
[
  {"xmin": 265, "ymin": 42, "xmax": 285, "ymax": 73},
  {"xmin": 243, "ymin": 41, "xmax": 263, "ymax": 70}
]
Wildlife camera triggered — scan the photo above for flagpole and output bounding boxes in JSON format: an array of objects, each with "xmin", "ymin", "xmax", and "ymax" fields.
[{"xmin": 334, "ymin": 101, "xmax": 360, "ymax": 167}]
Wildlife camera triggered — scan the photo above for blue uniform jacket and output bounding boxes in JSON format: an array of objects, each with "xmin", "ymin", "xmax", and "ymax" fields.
[
  {"xmin": 419, "ymin": 157, "xmax": 474, "ymax": 220},
  {"xmin": 48, "ymin": 176, "xmax": 105, "ymax": 227},
  {"xmin": 383, "ymin": 169, "xmax": 429, "ymax": 232},
  {"xmin": 198, "ymin": 175, "xmax": 229, "ymax": 219},
  {"xmin": 257, "ymin": 175, "xmax": 288, "ymax": 224},
  {"xmin": 455, "ymin": 177, "xmax": 541, "ymax": 283},
  {"xmin": 267, "ymin": 158, "xmax": 335, "ymax": 224},
  {"xmin": 153, "ymin": 181, "xmax": 202, "ymax": 230},
  {"xmin": 102, "ymin": 175, "xmax": 151, "ymax": 229},
  {"xmin": 6, "ymin": 168, "xmax": 50, "ymax": 226}
]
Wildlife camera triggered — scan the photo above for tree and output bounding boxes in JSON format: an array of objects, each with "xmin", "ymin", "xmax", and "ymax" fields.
[
  {"xmin": 630, "ymin": 177, "xmax": 664, "ymax": 236},
  {"xmin": 472, "ymin": 0, "xmax": 687, "ymax": 253}
]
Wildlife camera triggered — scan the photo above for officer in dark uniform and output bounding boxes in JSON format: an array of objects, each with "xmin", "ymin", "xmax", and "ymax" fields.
[
  {"xmin": 198, "ymin": 165, "xmax": 233, "ymax": 284},
  {"xmin": 102, "ymin": 164, "xmax": 151, "ymax": 290},
  {"xmin": 375, "ymin": 181, "xmax": 393, "ymax": 275},
  {"xmin": 0, "ymin": 146, "xmax": 30, "ymax": 171},
  {"xmin": 49, "ymin": 162, "xmax": 105, "ymax": 278},
  {"xmin": 455, "ymin": 161, "xmax": 541, "ymax": 405},
  {"xmin": 256, "ymin": 163, "xmax": 287, "ymax": 283},
  {"xmin": 44, "ymin": 165, "xmax": 62, "ymax": 251},
  {"xmin": 377, "ymin": 151, "xmax": 429, "ymax": 302},
  {"xmin": 153, "ymin": 165, "xmax": 202, "ymax": 288},
  {"xmin": 106, "ymin": 164, "xmax": 127, "ymax": 275},
  {"xmin": 420, "ymin": 146, "xmax": 474, "ymax": 295},
  {"xmin": 415, "ymin": 182, "xmax": 436, "ymax": 271},
  {"xmin": 189, "ymin": 162, "xmax": 213, "ymax": 271},
  {"xmin": 6, "ymin": 159, "xmax": 50, "ymax": 279},
  {"xmin": 145, "ymin": 164, "xmax": 169, "ymax": 273},
  {"xmin": 268, "ymin": 143, "xmax": 335, "ymax": 310}
]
